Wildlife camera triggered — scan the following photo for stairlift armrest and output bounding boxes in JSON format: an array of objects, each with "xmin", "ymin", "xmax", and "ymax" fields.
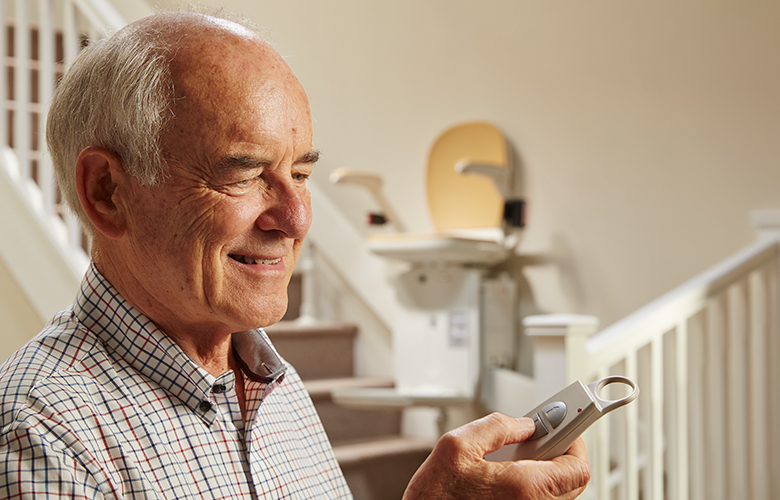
[
  {"xmin": 329, "ymin": 167, "xmax": 406, "ymax": 231},
  {"xmin": 454, "ymin": 160, "xmax": 511, "ymax": 199}
]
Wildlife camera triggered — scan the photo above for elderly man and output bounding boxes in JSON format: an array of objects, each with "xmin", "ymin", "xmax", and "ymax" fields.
[{"xmin": 0, "ymin": 10, "xmax": 589, "ymax": 499}]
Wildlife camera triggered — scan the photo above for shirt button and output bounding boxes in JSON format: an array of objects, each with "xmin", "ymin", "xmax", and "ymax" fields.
[
  {"xmin": 199, "ymin": 401, "xmax": 212, "ymax": 412},
  {"xmin": 213, "ymin": 384, "xmax": 227, "ymax": 394}
]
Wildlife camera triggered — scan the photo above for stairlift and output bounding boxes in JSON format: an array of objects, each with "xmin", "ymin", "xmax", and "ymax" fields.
[{"xmin": 331, "ymin": 122, "xmax": 525, "ymax": 434}]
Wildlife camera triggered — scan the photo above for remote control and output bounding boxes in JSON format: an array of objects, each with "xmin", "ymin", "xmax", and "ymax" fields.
[{"xmin": 485, "ymin": 376, "xmax": 639, "ymax": 462}]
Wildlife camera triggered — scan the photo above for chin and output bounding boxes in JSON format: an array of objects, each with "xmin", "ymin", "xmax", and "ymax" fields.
[{"xmin": 241, "ymin": 296, "xmax": 289, "ymax": 329}]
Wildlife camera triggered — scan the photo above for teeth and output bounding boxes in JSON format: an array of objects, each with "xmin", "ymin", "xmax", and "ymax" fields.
[{"xmin": 230, "ymin": 254, "xmax": 281, "ymax": 265}]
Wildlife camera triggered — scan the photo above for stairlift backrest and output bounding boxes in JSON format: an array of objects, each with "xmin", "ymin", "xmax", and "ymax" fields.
[{"xmin": 426, "ymin": 122, "xmax": 508, "ymax": 232}]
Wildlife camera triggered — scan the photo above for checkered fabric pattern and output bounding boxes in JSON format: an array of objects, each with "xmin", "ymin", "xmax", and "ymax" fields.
[{"xmin": 0, "ymin": 263, "xmax": 352, "ymax": 499}]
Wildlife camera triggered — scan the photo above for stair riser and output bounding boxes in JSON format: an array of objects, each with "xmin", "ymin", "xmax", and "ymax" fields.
[
  {"xmin": 311, "ymin": 397, "xmax": 401, "ymax": 445},
  {"xmin": 271, "ymin": 334, "xmax": 354, "ymax": 379},
  {"xmin": 340, "ymin": 451, "xmax": 431, "ymax": 500}
]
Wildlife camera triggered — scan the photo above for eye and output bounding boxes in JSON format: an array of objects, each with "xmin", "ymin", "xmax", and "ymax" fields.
[
  {"xmin": 293, "ymin": 172, "xmax": 310, "ymax": 182},
  {"xmin": 234, "ymin": 176, "xmax": 259, "ymax": 188}
]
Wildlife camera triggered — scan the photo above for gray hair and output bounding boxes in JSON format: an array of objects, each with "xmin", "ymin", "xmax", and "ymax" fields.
[
  {"xmin": 46, "ymin": 25, "xmax": 174, "ymax": 233},
  {"xmin": 46, "ymin": 9, "xmax": 264, "ymax": 235}
]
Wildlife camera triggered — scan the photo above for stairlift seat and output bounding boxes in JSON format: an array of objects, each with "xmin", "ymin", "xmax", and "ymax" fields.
[
  {"xmin": 366, "ymin": 122, "xmax": 511, "ymax": 265},
  {"xmin": 367, "ymin": 228, "xmax": 507, "ymax": 265}
]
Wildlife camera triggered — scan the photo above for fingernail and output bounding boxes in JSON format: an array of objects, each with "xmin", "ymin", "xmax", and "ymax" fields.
[{"xmin": 518, "ymin": 416, "xmax": 535, "ymax": 430}]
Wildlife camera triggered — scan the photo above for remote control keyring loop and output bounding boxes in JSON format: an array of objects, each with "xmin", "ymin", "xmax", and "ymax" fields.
[{"xmin": 586, "ymin": 376, "xmax": 640, "ymax": 414}]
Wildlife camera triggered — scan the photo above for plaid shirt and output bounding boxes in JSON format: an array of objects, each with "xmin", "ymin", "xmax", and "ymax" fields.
[{"xmin": 0, "ymin": 263, "xmax": 351, "ymax": 499}]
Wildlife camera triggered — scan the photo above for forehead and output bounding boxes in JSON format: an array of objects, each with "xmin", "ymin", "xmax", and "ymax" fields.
[{"xmin": 162, "ymin": 25, "xmax": 312, "ymax": 164}]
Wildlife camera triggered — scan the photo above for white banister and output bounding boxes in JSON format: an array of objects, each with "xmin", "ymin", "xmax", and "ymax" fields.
[
  {"xmin": 557, "ymin": 212, "xmax": 780, "ymax": 498},
  {"xmin": 0, "ymin": 0, "xmax": 129, "ymax": 323}
]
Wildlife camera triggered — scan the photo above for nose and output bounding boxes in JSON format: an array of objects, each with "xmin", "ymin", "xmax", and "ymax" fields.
[{"xmin": 255, "ymin": 178, "xmax": 312, "ymax": 240}]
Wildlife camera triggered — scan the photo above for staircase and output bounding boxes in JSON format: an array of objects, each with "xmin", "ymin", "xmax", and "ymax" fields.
[{"xmin": 267, "ymin": 277, "xmax": 434, "ymax": 500}]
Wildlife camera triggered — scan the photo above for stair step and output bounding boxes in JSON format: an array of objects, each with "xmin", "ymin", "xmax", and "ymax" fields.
[
  {"xmin": 265, "ymin": 321, "xmax": 357, "ymax": 380},
  {"xmin": 304, "ymin": 376, "xmax": 394, "ymax": 397},
  {"xmin": 305, "ymin": 377, "xmax": 401, "ymax": 445},
  {"xmin": 334, "ymin": 437, "xmax": 434, "ymax": 500},
  {"xmin": 333, "ymin": 436, "xmax": 434, "ymax": 466}
]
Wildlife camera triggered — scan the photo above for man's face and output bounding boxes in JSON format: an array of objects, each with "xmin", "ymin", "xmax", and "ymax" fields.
[{"xmin": 115, "ymin": 33, "xmax": 315, "ymax": 338}]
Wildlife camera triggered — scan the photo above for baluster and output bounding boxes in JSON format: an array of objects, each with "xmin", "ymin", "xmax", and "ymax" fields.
[
  {"xmin": 748, "ymin": 268, "xmax": 770, "ymax": 499},
  {"xmin": 705, "ymin": 294, "xmax": 728, "ymax": 500},
  {"xmin": 726, "ymin": 281, "xmax": 749, "ymax": 499},
  {"xmin": 593, "ymin": 365, "xmax": 610, "ymax": 500},
  {"xmin": 14, "ymin": 0, "xmax": 31, "ymax": 180},
  {"xmin": 624, "ymin": 351, "xmax": 639, "ymax": 500},
  {"xmin": 669, "ymin": 320, "xmax": 689, "ymax": 500},
  {"xmin": 637, "ymin": 345, "xmax": 652, "ymax": 500},
  {"xmin": 765, "ymin": 258, "xmax": 780, "ymax": 499},
  {"xmin": 38, "ymin": 0, "xmax": 56, "ymax": 216},
  {"xmin": 688, "ymin": 311, "xmax": 706, "ymax": 500},
  {"xmin": 649, "ymin": 336, "xmax": 664, "ymax": 500}
]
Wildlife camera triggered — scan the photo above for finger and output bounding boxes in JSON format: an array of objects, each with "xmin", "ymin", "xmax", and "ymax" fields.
[
  {"xmin": 447, "ymin": 413, "xmax": 536, "ymax": 457},
  {"xmin": 563, "ymin": 437, "xmax": 588, "ymax": 461}
]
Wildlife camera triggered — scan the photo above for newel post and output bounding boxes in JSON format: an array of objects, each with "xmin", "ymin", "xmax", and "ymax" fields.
[
  {"xmin": 524, "ymin": 314, "xmax": 599, "ymax": 401},
  {"xmin": 750, "ymin": 209, "xmax": 780, "ymax": 244}
]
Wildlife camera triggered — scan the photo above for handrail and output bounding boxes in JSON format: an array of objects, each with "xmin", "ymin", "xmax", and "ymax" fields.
[
  {"xmin": 565, "ymin": 228, "xmax": 780, "ymax": 500},
  {"xmin": 584, "ymin": 237, "xmax": 780, "ymax": 371}
]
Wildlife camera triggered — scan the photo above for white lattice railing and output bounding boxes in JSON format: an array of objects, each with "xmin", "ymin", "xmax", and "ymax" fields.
[
  {"xmin": 0, "ymin": 1, "xmax": 130, "ymax": 325},
  {"xmin": 1, "ymin": 0, "xmax": 124, "ymax": 260},
  {"xmin": 531, "ymin": 212, "xmax": 780, "ymax": 500}
]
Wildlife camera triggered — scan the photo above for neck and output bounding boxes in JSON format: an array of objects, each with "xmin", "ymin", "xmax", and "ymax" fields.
[{"xmin": 92, "ymin": 242, "xmax": 234, "ymax": 377}]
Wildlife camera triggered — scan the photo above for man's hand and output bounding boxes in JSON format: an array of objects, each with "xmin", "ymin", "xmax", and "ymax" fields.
[{"xmin": 403, "ymin": 413, "xmax": 590, "ymax": 499}]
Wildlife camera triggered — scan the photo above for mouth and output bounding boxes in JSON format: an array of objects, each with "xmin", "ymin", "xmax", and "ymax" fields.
[{"xmin": 228, "ymin": 253, "xmax": 282, "ymax": 265}]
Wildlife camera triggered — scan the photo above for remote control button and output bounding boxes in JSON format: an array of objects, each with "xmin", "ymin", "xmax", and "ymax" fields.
[
  {"xmin": 542, "ymin": 402, "xmax": 567, "ymax": 428},
  {"xmin": 529, "ymin": 413, "xmax": 549, "ymax": 440}
]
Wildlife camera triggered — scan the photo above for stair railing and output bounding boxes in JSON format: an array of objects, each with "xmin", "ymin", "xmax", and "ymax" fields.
[
  {"xmin": 534, "ymin": 210, "xmax": 780, "ymax": 500},
  {"xmin": 0, "ymin": 1, "xmax": 130, "ymax": 323},
  {"xmin": 1, "ymin": 0, "xmax": 125, "ymax": 264}
]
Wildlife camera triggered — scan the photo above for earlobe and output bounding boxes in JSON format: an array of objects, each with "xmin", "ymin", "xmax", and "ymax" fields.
[{"xmin": 75, "ymin": 147, "xmax": 127, "ymax": 239}]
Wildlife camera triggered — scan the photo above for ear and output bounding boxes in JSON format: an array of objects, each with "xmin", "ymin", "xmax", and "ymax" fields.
[{"xmin": 75, "ymin": 146, "xmax": 127, "ymax": 239}]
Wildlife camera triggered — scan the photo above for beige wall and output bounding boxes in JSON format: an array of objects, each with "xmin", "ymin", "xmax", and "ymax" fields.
[
  {"xmin": 0, "ymin": 258, "xmax": 44, "ymax": 361},
  {"xmin": 155, "ymin": 0, "xmax": 780, "ymax": 327}
]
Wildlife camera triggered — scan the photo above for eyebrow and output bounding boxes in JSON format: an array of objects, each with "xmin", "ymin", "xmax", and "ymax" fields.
[
  {"xmin": 298, "ymin": 149, "xmax": 321, "ymax": 164},
  {"xmin": 214, "ymin": 149, "xmax": 321, "ymax": 172}
]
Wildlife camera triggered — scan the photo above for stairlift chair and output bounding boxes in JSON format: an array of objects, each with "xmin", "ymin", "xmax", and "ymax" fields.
[
  {"xmin": 331, "ymin": 122, "xmax": 524, "ymax": 435},
  {"xmin": 330, "ymin": 121, "xmax": 524, "ymax": 264}
]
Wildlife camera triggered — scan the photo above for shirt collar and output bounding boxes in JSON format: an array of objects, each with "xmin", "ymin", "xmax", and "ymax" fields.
[{"xmin": 72, "ymin": 262, "xmax": 287, "ymax": 415}]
